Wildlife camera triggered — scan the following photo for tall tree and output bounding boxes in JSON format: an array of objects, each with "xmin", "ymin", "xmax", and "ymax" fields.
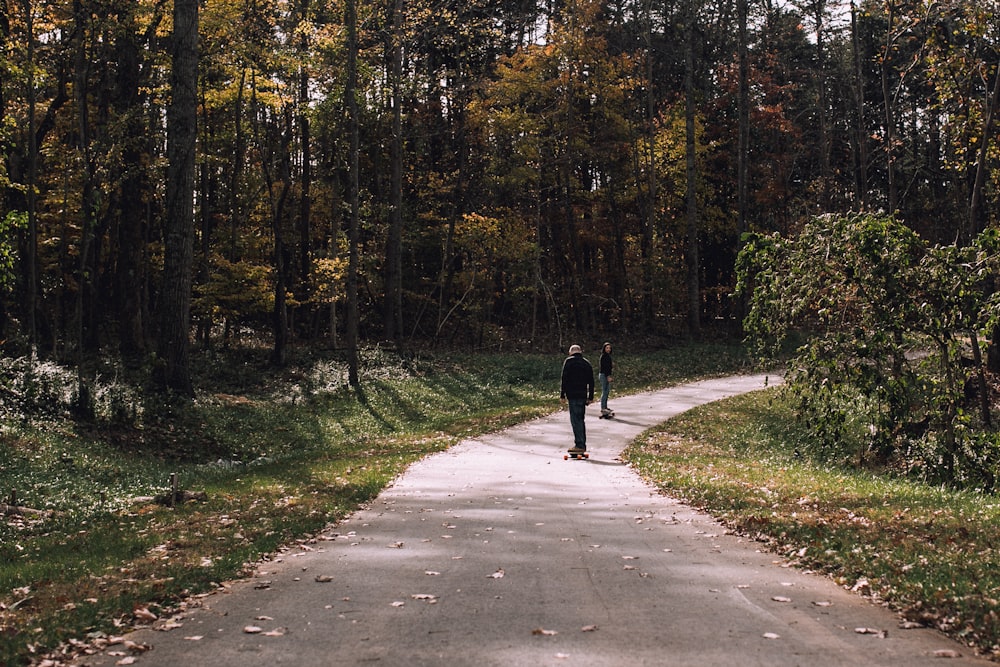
[
  {"xmin": 683, "ymin": 0, "xmax": 700, "ymax": 337},
  {"xmin": 384, "ymin": 0, "xmax": 403, "ymax": 343},
  {"xmin": 850, "ymin": 0, "xmax": 869, "ymax": 209},
  {"xmin": 20, "ymin": 0, "xmax": 37, "ymax": 351},
  {"xmin": 157, "ymin": 0, "xmax": 198, "ymax": 396},
  {"xmin": 298, "ymin": 0, "xmax": 313, "ymax": 289},
  {"xmin": 112, "ymin": 0, "xmax": 156, "ymax": 362},
  {"xmin": 345, "ymin": 0, "xmax": 360, "ymax": 385}
]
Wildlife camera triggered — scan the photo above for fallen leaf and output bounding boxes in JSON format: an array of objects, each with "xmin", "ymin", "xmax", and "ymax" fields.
[
  {"xmin": 899, "ymin": 621, "xmax": 924, "ymax": 629},
  {"xmin": 488, "ymin": 569, "xmax": 505, "ymax": 579},
  {"xmin": 255, "ymin": 615, "xmax": 274, "ymax": 621},
  {"xmin": 581, "ymin": 625, "xmax": 598, "ymax": 632},
  {"xmin": 425, "ymin": 571, "xmax": 441, "ymax": 576},
  {"xmin": 391, "ymin": 601, "xmax": 406, "ymax": 607},
  {"xmin": 771, "ymin": 596, "xmax": 792, "ymax": 603},
  {"xmin": 533, "ymin": 628, "xmax": 558, "ymax": 636},
  {"xmin": 115, "ymin": 658, "xmax": 137, "ymax": 666},
  {"xmin": 411, "ymin": 594, "xmax": 438, "ymax": 603},
  {"xmin": 123, "ymin": 640, "xmax": 151, "ymax": 652},
  {"xmin": 854, "ymin": 627, "xmax": 887, "ymax": 638},
  {"xmin": 243, "ymin": 626, "xmax": 263, "ymax": 634},
  {"xmin": 932, "ymin": 649, "xmax": 962, "ymax": 658},
  {"xmin": 812, "ymin": 601, "xmax": 833, "ymax": 607},
  {"xmin": 263, "ymin": 628, "xmax": 287, "ymax": 637},
  {"xmin": 133, "ymin": 607, "xmax": 157, "ymax": 622},
  {"xmin": 314, "ymin": 575, "xmax": 334, "ymax": 583},
  {"xmin": 184, "ymin": 636, "xmax": 204, "ymax": 641},
  {"xmin": 762, "ymin": 632, "xmax": 781, "ymax": 640}
]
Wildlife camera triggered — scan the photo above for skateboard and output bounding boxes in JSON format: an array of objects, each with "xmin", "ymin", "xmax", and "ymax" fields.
[
  {"xmin": 564, "ymin": 449, "xmax": 589, "ymax": 460},
  {"xmin": 599, "ymin": 410, "xmax": 615, "ymax": 419}
]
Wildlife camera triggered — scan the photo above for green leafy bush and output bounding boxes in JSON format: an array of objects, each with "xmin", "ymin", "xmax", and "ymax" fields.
[{"xmin": 737, "ymin": 213, "xmax": 1000, "ymax": 487}]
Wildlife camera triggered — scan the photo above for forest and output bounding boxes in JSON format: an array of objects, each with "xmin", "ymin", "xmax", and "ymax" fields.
[{"xmin": 0, "ymin": 0, "xmax": 998, "ymax": 398}]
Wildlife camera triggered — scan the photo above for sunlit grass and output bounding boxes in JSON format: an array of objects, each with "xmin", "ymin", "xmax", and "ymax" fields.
[{"xmin": 624, "ymin": 388, "xmax": 1000, "ymax": 659}]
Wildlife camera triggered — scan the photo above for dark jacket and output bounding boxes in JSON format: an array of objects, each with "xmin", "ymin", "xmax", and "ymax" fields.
[
  {"xmin": 600, "ymin": 351, "xmax": 613, "ymax": 377},
  {"xmin": 561, "ymin": 353, "xmax": 595, "ymax": 401}
]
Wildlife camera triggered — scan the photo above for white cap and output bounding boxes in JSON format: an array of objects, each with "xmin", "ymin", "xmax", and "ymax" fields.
[{"xmin": 568, "ymin": 344, "xmax": 582, "ymax": 355}]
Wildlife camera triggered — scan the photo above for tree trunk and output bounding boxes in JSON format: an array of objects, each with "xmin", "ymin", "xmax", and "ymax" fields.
[
  {"xmin": 813, "ymin": 0, "xmax": 831, "ymax": 208},
  {"xmin": 979, "ymin": 61, "xmax": 1000, "ymax": 373},
  {"xmin": 384, "ymin": 0, "xmax": 403, "ymax": 343},
  {"xmin": 114, "ymin": 2, "xmax": 147, "ymax": 362},
  {"xmin": 642, "ymin": 0, "xmax": 657, "ymax": 330},
  {"xmin": 157, "ymin": 0, "xmax": 198, "ymax": 397},
  {"xmin": 298, "ymin": 0, "xmax": 312, "ymax": 288},
  {"xmin": 737, "ymin": 0, "xmax": 748, "ymax": 238},
  {"xmin": 969, "ymin": 56, "xmax": 1000, "ymax": 239},
  {"xmin": 21, "ymin": 0, "xmax": 38, "ymax": 351},
  {"xmin": 73, "ymin": 0, "xmax": 98, "ymax": 417},
  {"xmin": 345, "ymin": 0, "xmax": 360, "ymax": 386},
  {"xmin": 880, "ymin": 1, "xmax": 898, "ymax": 213},
  {"xmin": 684, "ymin": 0, "xmax": 700, "ymax": 337},
  {"xmin": 270, "ymin": 134, "xmax": 292, "ymax": 367},
  {"xmin": 850, "ymin": 1, "xmax": 869, "ymax": 210}
]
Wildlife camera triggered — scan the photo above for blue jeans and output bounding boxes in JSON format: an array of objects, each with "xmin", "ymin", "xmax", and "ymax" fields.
[
  {"xmin": 568, "ymin": 398, "xmax": 587, "ymax": 449},
  {"xmin": 599, "ymin": 373, "xmax": 610, "ymax": 411}
]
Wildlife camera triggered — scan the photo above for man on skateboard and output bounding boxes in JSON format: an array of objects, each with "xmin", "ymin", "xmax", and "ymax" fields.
[{"xmin": 560, "ymin": 344, "xmax": 595, "ymax": 457}]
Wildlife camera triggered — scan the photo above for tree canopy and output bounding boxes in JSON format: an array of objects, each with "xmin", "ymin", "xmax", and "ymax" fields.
[{"xmin": 0, "ymin": 0, "xmax": 997, "ymax": 384}]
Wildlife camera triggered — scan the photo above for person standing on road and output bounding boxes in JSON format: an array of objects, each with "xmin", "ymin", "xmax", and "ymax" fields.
[
  {"xmin": 599, "ymin": 342, "xmax": 613, "ymax": 416},
  {"xmin": 560, "ymin": 344, "xmax": 595, "ymax": 452}
]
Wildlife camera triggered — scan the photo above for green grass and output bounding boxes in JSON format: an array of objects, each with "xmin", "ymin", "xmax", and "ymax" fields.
[
  {"xmin": 623, "ymin": 388, "xmax": 1000, "ymax": 660},
  {"xmin": 0, "ymin": 342, "xmax": 751, "ymax": 665}
]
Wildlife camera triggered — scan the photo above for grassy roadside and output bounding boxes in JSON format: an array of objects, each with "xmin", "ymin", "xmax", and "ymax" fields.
[
  {"xmin": 0, "ymin": 342, "xmax": 751, "ymax": 665},
  {"xmin": 623, "ymin": 387, "xmax": 1000, "ymax": 661}
]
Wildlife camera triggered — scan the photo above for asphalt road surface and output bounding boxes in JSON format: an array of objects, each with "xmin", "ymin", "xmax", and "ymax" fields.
[{"xmin": 72, "ymin": 374, "xmax": 988, "ymax": 666}]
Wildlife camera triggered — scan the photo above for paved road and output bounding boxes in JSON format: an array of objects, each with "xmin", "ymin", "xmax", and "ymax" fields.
[{"xmin": 75, "ymin": 374, "xmax": 987, "ymax": 666}]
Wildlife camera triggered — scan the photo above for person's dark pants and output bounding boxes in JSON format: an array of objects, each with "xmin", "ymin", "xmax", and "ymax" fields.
[
  {"xmin": 568, "ymin": 398, "xmax": 587, "ymax": 449},
  {"xmin": 599, "ymin": 373, "xmax": 610, "ymax": 411}
]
